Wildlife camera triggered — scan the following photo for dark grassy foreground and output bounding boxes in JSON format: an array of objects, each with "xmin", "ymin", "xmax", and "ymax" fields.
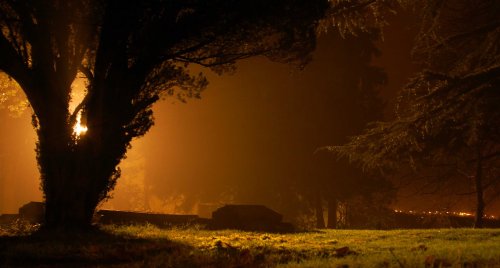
[{"xmin": 1, "ymin": 222, "xmax": 500, "ymax": 267}]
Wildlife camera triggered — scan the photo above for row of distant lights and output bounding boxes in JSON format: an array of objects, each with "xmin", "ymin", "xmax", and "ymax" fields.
[{"xmin": 393, "ymin": 209, "xmax": 498, "ymax": 220}]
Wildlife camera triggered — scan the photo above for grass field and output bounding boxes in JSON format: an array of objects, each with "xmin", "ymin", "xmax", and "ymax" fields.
[{"xmin": 1, "ymin": 223, "xmax": 500, "ymax": 267}]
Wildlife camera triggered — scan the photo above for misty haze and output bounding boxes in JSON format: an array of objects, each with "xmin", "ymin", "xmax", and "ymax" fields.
[{"xmin": 0, "ymin": 0, "xmax": 499, "ymax": 267}]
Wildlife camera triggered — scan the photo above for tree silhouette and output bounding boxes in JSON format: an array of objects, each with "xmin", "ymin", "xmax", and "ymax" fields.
[
  {"xmin": 0, "ymin": 0, "xmax": 329, "ymax": 230},
  {"xmin": 303, "ymin": 30, "xmax": 388, "ymax": 229},
  {"xmin": 331, "ymin": 0, "xmax": 500, "ymax": 228}
]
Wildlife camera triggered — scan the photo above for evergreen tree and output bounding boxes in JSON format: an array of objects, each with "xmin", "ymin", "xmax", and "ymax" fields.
[{"xmin": 331, "ymin": 0, "xmax": 500, "ymax": 228}]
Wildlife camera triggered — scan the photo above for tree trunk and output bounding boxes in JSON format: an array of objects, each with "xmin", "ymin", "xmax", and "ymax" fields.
[
  {"xmin": 473, "ymin": 147, "xmax": 485, "ymax": 229},
  {"xmin": 44, "ymin": 179, "xmax": 96, "ymax": 230},
  {"xmin": 37, "ymin": 100, "xmax": 126, "ymax": 230},
  {"xmin": 327, "ymin": 198, "xmax": 337, "ymax": 229},
  {"xmin": 315, "ymin": 194, "xmax": 325, "ymax": 229},
  {"xmin": 37, "ymin": 111, "xmax": 96, "ymax": 230},
  {"xmin": 41, "ymin": 136, "xmax": 124, "ymax": 230}
]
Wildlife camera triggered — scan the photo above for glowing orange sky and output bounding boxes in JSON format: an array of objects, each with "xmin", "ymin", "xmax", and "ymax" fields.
[{"xmin": 0, "ymin": 10, "xmax": 498, "ymax": 217}]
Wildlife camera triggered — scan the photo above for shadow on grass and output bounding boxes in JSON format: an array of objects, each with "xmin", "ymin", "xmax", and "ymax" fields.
[
  {"xmin": 0, "ymin": 228, "xmax": 202, "ymax": 267},
  {"xmin": 0, "ymin": 227, "xmax": 315, "ymax": 267}
]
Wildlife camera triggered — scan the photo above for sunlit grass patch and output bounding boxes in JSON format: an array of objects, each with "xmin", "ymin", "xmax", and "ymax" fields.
[
  {"xmin": 1, "ymin": 224, "xmax": 500, "ymax": 267},
  {"xmin": 103, "ymin": 225, "xmax": 500, "ymax": 267}
]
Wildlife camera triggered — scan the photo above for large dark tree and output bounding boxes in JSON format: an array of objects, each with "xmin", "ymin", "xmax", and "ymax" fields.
[{"xmin": 0, "ymin": 0, "xmax": 331, "ymax": 230}]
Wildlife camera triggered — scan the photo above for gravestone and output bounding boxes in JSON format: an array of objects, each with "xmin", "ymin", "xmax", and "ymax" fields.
[
  {"xmin": 210, "ymin": 204, "xmax": 294, "ymax": 232},
  {"xmin": 18, "ymin": 201, "xmax": 44, "ymax": 223}
]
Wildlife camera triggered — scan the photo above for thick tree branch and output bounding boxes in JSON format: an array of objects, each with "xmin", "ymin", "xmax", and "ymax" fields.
[
  {"xmin": 173, "ymin": 49, "xmax": 270, "ymax": 68},
  {"xmin": 0, "ymin": 31, "xmax": 30, "ymax": 85}
]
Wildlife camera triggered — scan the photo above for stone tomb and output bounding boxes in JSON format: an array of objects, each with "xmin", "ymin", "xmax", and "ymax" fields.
[
  {"xmin": 210, "ymin": 204, "xmax": 294, "ymax": 232},
  {"xmin": 18, "ymin": 201, "xmax": 44, "ymax": 223}
]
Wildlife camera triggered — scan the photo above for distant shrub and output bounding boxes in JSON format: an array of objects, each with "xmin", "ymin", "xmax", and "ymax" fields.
[{"xmin": 0, "ymin": 219, "xmax": 40, "ymax": 236}]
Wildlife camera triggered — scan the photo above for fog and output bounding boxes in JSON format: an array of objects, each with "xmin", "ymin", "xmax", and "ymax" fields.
[{"xmin": 1, "ymin": 10, "xmax": 498, "ymax": 219}]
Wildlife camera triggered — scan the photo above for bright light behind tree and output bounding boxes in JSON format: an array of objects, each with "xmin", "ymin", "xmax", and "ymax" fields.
[
  {"xmin": 70, "ymin": 77, "xmax": 88, "ymax": 137},
  {"xmin": 73, "ymin": 112, "xmax": 88, "ymax": 137}
]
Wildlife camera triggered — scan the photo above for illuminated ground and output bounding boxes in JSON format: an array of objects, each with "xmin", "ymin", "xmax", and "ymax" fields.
[{"xmin": 1, "ymin": 223, "xmax": 500, "ymax": 267}]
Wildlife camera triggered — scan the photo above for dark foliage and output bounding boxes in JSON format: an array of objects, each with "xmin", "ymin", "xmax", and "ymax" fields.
[
  {"xmin": 330, "ymin": 0, "xmax": 500, "ymax": 228},
  {"xmin": 304, "ymin": 29, "xmax": 392, "ymax": 229}
]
